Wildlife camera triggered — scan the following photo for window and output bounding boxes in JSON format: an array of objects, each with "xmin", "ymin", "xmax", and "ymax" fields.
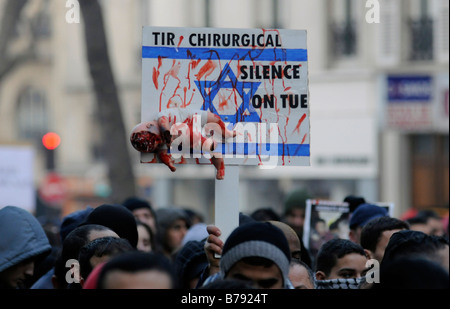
[
  {"xmin": 329, "ymin": 0, "xmax": 358, "ymax": 60},
  {"xmin": 408, "ymin": 0, "xmax": 433, "ymax": 61},
  {"xmin": 16, "ymin": 86, "xmax": 49, "ymax": 142}
]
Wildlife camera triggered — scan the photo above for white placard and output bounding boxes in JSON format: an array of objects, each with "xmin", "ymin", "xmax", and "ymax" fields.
[
  {"xmin": 0, "ymin": 145, "xmax": 35, "ymax": 212},
  {"xmin": 140, "ymin": 26, "xmax": 310, "ymax": 168}
]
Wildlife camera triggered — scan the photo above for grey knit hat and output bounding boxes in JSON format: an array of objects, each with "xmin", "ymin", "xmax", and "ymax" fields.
[{"xmin": 219, "ymin": 221, "xmax": 291, "ymax": 287}]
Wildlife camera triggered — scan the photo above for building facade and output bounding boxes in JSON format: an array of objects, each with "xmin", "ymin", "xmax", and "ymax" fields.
[{"xmin": 0, "ymin": 0, "xmax": 448, "ymax": 220}]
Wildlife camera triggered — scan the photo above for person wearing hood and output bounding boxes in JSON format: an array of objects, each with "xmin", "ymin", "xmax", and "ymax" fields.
[
  {"xmin": 0, "ymin": 206, "xmax": 52, "ymax": 289},
  {"xmin": 174, "ymin": 240, "xmax": 208, "ymax": 288},
  {"xmin": 155, "ymin": 207, "xmax": 190, "ymax": 260}
]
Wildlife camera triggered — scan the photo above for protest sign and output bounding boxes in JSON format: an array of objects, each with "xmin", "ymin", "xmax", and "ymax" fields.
[
  {"xmin": 303, "ymin": 199, "xmax": 395, "ymax": 259},
  {"xmin": 140, "ymin": 26, "xmax": 310, "ymax": 168},
  {"xmin": 303, "ymin": 199, "xmax": 350, "ymax": 258},
  {"xmin": 139, "ymin": 26, "xmax": 309, "ymax": 244},
  {"xmin": 0, "ymin": 145, "xmax": 35, "ymax": 212}
]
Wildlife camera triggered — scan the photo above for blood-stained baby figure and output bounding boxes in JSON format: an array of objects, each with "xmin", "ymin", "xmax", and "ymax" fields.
[{"xmin": 130, "ymin": 108, "xmax": 236, "ymax": 180}]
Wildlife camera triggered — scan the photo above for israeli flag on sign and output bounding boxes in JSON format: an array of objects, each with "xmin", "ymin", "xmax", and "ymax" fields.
[{"xmin": 141, "ymin": 26, "xmax": 310, "ymax": 167}]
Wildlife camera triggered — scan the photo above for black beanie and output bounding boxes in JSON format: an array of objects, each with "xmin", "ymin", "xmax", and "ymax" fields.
[
  {"xmin": 219, "ymin": 221, "xmax": 291, "ymax": 286},
  {"xmin": 82, "ymin": 204, "xmax": 138, "ymax": 248},
  {"xmin": 343, "ymin": 195, "xmax": 366, "ymax": 213},
  {"xmin": 122, "ymin": 197, "xmax": 154, "ymax": 213}
]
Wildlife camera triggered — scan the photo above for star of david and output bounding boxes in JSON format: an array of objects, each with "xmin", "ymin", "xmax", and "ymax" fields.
[{"xmin": 195, "ymin": 63, "xmax": 262, "ymax": 125}]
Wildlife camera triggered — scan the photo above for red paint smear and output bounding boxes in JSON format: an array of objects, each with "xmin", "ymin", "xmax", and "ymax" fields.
[
  {"xmin": 186, "ymin": 90, "xmax": 195, "ymax": 108},
  {"xmin": 152, "ymin": 56, "xmax": 163, "ymax": 90},
  {"xmin": 181, "ymin": 117, "xmax": 199, "ymax": 149},
  {"xmin": 187, "ymin": 59, "xmax": 201, "ymax": 89},
  {"xmin": 191, "ymin": 59, "xmax": 201, "ymax": 69},
  {"xmin": 163, "ymin": 60, "xmax": 183, "ymax": 109},
  {"xmin": 218, "ymin": 93, "xmax": 228, "ymax": 112},
  {"xmin": 217, "ymin": 91, "xmax": 234, "ymax": 112},
  {"xmin": 182, "ymin": 87, "xmax": 187, "ymax": 108},
  {"xmin": 196, "ymin": 60, "xmax": 216, "ymax": 80},
  {"xmin": 247, "ymin": 132, "xmax": 253, "ymax": 142},
  {"xmin": 301, "ymin": 133, "xmax": 307, "ymax": 144},
  {"xmin": 168, "ymin": 60, "xmax": 181, "ymax": 78},
  {"xmin": 236, "ymin": 60, "xmax": 242, "ymax": 78},
  {"xmin": 257, "ymin": 29, "xmax": 288, "ymax": 165},
  {"xmin": 293, "ymin": 113, "xmax": 307, "ymax": 134},
  {"xmin": 177, "ymin": 36, "xmax": 184, "ymax": 48},
  {"xmin": 152, "ymin": 68, "xmax": 160, "ymax": 89}
]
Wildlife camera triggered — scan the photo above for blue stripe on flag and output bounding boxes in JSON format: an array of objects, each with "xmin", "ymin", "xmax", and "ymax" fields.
[
  {"xmin": 169, "ymin": 143, "xmax": 310, "ymax": 157},
  {"xmin": 142, "ymin": 46, "xmax": 307, "ymax": 62}
]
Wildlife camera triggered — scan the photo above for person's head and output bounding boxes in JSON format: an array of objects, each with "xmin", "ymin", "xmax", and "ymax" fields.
[
  {"xmin": 349, "ymin": 203, "xmax": 388, "ymax": 244},
  {"xmin": 315, "ymin": 238, "xmax": 368, "ymax": 281},
  {"xmin": 97, "ymin": 251, "xmax": 176, "ymax": 289},
  {"xmin": 59, "ymin": 206, "xmax": 94, "ymax": 242},
  {"xmin": 268, "ymin": 220, "xmax": 301, "ymax": 261},
  {"xmin": 0, "ymin": 206, "xmax": 52, "ymax": 289},
  {"xmin": 407, "ymin": 210, "xmax": 445, "ymax": 236},
  {"xmin": 251, "ymin": 208, "xmax": 281, "ymax": 222},
  {"xmin": 314, "ymin": 218, "xmax": 328, "ymax": 236},
  {"xmin": 360, "ymin": 216, "xmax": 410, "ymax": 262},
  {"xmin": 130, "ymin": 121, "xmax": 162, "ymax": 153},
  {"xmin": 121, "ymin": 197, "xmax": 157, "ymax": 235},
  {"xmin": 343, "ymin": 195, "xmax": 366, "ymax": 213},
  {"xmin": 136, "ymin": 220, "xmax": 155, "ymax": 252},
  {"xmin": 269, "ymin": 217, "xmax": 312, "ymax": 268},
  {"xmin": 155, "ymin": 208, "xmax": 190, "ymax": 258},
  {"xmin": 219, "ymin": 221, "xmax": 291, "ymax": 289},
  {"xmin": 372, "ymin": 257, "xmax": 449, "ymax": 289},
  {"xmin": 81, "ymin": 204, "xmax": 139, "ymax": 248},
  {"xmin": 52, "ymin": 224, "xmax": 119, "ymax": 289},
  {"xmin": 283, "ymin": 189, "xmax": 311, "ymax": 237},
  {"xmin": 78, "ymin": 236, "xmax": 134, "ymax": 284},
  {"xmin": 182, "ymin": 208, "xmax": 205, "ymax": 226},
  {"xmin": 239, "ymin": 212, "xmax": 256, "ymax": 225},
  {"xmin": 381, "ymin": 230, "xmax": 449, "ymax": 272},
  {"xmin": 329, "ymin": 216, "xmax": 350, "ymax": 240},
  {"xmin": 289, "ymin": 259, "xmax": 315, "ymax": 289},
  {"xmin": 174, "ymin": 240, "xmax": 208, "ymax": 289}
]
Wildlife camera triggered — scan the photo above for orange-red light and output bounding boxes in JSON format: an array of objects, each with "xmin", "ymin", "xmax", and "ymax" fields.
[{"xmin": 42, "ymin": 132, "xmax": 61, "ymax": 150}]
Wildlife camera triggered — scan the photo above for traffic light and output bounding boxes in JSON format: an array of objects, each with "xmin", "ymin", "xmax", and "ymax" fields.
[
  {"xmin": 42, "ymin": 132, "xmax": 61, "ymax": 150},
  {"xmin": 42, "ymin": 132, "xmax": 60, "ymax": 170}
]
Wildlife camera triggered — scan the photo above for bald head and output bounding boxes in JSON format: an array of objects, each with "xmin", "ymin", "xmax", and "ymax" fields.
[{"xmin": 269, "ymin": 220, "xmax": 301, "ymax": 260}]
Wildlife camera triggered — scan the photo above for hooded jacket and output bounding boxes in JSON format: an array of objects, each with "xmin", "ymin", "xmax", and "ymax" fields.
[
  {"xmin": 0, "ymin": 206, "xmax": 51, "ymax": 273},
  {"xmin": 155, "ymin": 208, "xmax": 190, "ymax": 253}
]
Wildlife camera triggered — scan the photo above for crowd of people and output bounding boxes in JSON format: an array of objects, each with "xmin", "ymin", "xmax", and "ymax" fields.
[{"xmin": 0, "ymin": 190, "xmax": 448, "ymax": 290}]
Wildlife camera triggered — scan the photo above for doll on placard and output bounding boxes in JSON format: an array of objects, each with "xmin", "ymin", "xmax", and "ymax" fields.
[{"xmin": 130, "ymin": 107, "xmax": 236, "ymax": 180}]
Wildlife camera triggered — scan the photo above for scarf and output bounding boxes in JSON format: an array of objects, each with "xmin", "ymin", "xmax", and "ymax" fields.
[{"xmin": 315, "ymin": 277, "xmax": 363, "ymax": 289}]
